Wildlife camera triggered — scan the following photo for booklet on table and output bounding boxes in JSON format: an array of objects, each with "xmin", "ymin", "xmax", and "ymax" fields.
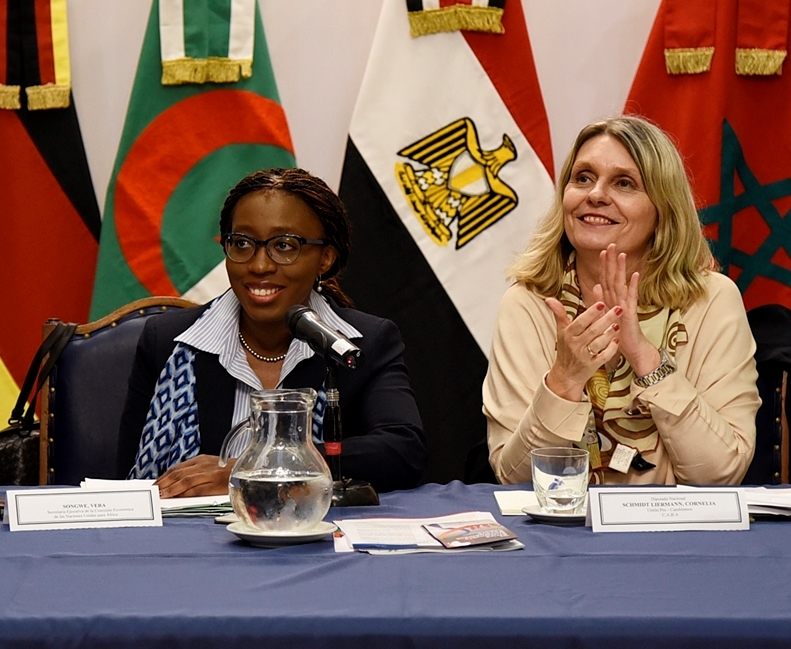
[{"xmin": 333, "ymin": 510, "xmax": 523, "ymax": 554}]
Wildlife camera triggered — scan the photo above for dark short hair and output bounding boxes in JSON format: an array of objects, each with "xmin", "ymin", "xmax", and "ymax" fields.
[{"xmin": 219, "ymin": 167, "xmax": 351, "ymax": 281}]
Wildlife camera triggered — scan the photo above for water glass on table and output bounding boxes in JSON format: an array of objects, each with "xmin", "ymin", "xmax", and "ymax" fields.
[{"xmin": 530, "ymin": 447, "xmax": 589, "ymax": 515}]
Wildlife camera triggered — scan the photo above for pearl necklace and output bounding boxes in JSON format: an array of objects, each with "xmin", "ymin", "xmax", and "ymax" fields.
[{"xmin": 238, "ymin": 332, "xmax": 287, "ymax": 363}]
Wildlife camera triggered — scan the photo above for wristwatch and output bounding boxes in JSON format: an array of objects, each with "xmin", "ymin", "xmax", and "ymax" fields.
[{"xmin": 634, "ymin": 348, "xmax": 676, "ymax": 388}]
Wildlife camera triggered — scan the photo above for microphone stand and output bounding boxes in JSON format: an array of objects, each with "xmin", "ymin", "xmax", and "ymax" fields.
[{"xmin": 324, "ymin": 362, "xmax": 379, "ymax": 507}]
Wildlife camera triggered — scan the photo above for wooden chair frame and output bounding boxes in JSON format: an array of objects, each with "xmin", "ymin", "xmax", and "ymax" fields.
[
  {"xmin": 781, "ymin": 372, "xmax": 789, "ymax": 484},
  {"xmin": 39, "ymin": 296, "xmax": 197, "ymax": 485}
]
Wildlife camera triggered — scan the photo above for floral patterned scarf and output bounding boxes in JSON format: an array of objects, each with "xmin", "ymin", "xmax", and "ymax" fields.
[{"xmin": 560, "ymin": 255, "xmax": 687, "ymax": 482}]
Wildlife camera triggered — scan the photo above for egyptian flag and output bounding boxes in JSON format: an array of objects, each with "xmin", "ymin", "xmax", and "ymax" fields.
[
  {"xmin": 90, "ymin": 0, "xmax": 294, "ymax": 319},
  {"xmin": 626, "ymin": 0, "xmax": 791, "ymax": 310},
  {"xmin": 338, "ymin": 0, "xmax": 555, "ymax": 483},
  {"xmin": 0, "ymin": 0, "xmax": 100, "ymax": 413}
]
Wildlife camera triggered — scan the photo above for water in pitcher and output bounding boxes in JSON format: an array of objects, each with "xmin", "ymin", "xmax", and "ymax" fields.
[{"xmin": 230, "ymin": 469, "xmax": 333, "ymax": 532}]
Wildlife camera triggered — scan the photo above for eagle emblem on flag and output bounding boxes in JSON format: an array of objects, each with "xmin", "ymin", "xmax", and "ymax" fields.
[{"xmin": 395, "ymin": 117, "xmax": 518, "ymax": 249}]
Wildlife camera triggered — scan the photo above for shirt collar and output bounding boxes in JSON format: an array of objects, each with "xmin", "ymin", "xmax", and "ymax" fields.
[{"xmin": 175, "ymin": 290, "xmax": 362, "ymax": 387}]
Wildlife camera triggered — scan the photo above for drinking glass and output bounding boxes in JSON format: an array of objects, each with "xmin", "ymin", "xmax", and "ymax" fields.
[{"xmin": 530, "ymin": 447, "xmax": 589, "ymax": 515}]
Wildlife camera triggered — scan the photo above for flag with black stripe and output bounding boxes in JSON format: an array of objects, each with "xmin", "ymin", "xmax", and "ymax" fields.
[
  {"xmin": 339, "ymin": 0, "xmax": 554, "ymax": 483},
  {"xmin": 0, "ymin": 0, "xmax": 100, "ymax": 415}
]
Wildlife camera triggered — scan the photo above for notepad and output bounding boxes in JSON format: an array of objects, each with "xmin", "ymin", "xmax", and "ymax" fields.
[{"xmin": 493, "ymin": 490, "xmax": 539, "ymax": 515}]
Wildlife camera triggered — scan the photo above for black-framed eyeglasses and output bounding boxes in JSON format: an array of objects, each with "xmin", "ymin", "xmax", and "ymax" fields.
[{"xmin": 221, "ymin": 233, "xmax": 329, "ymax": 265}]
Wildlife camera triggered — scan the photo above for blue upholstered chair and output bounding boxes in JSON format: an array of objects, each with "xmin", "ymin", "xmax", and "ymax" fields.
[
  {"xmin": 39, "ymin": 297, "xmax": 197, "ymax": 485},
  {"xmin": 742, "ymin": 304, "xmax": 791, "ymax": 486}
]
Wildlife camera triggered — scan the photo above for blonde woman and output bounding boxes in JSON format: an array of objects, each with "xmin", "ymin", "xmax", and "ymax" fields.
[{"xmin": 484, "ymin": 116, "xmax": 759, "ymax": 485}]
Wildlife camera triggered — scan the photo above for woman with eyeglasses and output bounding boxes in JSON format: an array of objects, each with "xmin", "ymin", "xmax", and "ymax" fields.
[{"xmin": 118, "ymin": 167, "xmax": 426, "ymax": 497}]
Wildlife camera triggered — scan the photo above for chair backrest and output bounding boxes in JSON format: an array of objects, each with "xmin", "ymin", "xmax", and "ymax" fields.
[
  {"xmin": 40, "ymin": 297, "xmax": 197, "ymax": 485},
  {"xmin": 742, "ymin": 304, "xmax": 791, "ymax": 485},
  {"xmin": 463, "ymin": 438, "xmax": 497, "ymax": 484}
]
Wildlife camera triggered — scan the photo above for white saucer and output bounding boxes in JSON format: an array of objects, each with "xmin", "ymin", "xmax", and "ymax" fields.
[
  {"xmin": 215, "ymin": 512, "xmax": 239, "ymax": 525},
  {"xmin": 522, "ymin": 505, "xmax": 586, "ymax": 527},
  {"xmin": 227, "ymin": 520, "xmax": 337, "ymax": 547}
]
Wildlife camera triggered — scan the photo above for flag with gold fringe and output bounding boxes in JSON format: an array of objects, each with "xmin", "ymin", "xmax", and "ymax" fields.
[
  {"xmin": 0, "ymin": 0, "xmax": 100, "ymax": 417},
  {"xmin": 90, "ymin": 0, "xmax": 295, "ymax": 319},
  {"xmin": 0, "ymin": 0, "xmax": 71, "ymax": 110},
  {"xmin": 158, "ymin": 0, "xmax": 255, "ymax": 85},
  {"xmin": 627, "ymin": 0, "xmax": 791, "ymax": 311},
  {"xmin": 406, "ymin": 0, "xmax": 505, "ymax": 37},
  {"xmin": 338, "ymin": 0, "xmax": 555, "ymax": 483}
]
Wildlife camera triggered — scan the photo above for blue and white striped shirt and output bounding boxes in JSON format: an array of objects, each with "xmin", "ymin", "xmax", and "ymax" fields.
[{"xmin": 174, "ymin": 289, "xmax": 362, "ymax": 457}]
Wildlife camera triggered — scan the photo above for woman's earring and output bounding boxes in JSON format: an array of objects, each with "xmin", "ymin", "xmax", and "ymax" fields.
[{"xmin": 316, "ymin": 275, "xmax": 323, "ymax": 293}]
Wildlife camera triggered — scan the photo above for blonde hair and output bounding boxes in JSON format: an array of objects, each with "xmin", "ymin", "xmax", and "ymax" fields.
[{"xmin": 509, "ymin": 116, "xmax": 717, "ymax": 310}]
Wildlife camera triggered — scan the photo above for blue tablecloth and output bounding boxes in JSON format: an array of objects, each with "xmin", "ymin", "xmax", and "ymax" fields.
[{"xmin": 1, "ymin": 481, "xmax": 790, "ymax": 649}]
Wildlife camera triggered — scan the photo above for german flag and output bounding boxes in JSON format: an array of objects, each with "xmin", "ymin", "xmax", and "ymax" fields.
[{"xmin": 0, "ymin": 0, "xmax": 100, "ymax": 415}]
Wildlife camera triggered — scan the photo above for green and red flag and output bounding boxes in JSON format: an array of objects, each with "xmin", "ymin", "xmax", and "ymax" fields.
[
  {"xmin": 626, "ymin": 0, "xmax": 791, "ymax": 310},
  {"xmin": 90, "ymin": 0, "xmax": 295, "ymax": 319},
  {"xmin": 0, "ymin": 0, "xmax": 100, "ymax": 414}
]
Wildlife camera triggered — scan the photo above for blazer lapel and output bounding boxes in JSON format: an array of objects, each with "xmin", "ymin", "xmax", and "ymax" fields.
[
  {"xmin": 194, "ymin": 351, "xmax": 237, "ymax": 455},
  {"xmin": 283, "ymin": 354, "xmax": 326, "ymax": 391},
  {"xmin": 193, "ymin": 352, "xmax": 326, "ymax": 454}
]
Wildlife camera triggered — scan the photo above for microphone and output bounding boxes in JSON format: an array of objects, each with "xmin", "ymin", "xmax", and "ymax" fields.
[{"xmin": 286, "ymin": 305, "xmax": 364, "ymax": 369}]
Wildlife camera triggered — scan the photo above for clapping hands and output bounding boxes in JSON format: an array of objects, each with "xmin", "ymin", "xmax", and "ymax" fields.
[{"xmin": 545, "ymin": 244, "xmax": 660, "ymax": 401}]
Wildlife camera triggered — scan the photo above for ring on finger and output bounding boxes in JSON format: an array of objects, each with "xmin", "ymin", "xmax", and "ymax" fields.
[{"xmin": 586, "ymin": 344, "xmax": 599, "ymax": 357}]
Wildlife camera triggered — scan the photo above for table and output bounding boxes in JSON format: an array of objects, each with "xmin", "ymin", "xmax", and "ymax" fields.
[{"xmin": 2, "ymin": 481, "xmax": 791, "ymax": 649}]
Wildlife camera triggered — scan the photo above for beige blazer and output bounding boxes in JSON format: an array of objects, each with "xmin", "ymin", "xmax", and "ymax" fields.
[{"xmin": 483, "ymin": 271, "xmax": 760, "ymax": 485}]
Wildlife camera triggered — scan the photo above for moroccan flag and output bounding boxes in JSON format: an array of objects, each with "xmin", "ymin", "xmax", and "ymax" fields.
[
  {"xmin": 0, "ymin": 0, "xmax": 100, "ymax": 414},
  {"xmin": 338, "ymin": 0, "xmax": 555, "ymax": 482},
  {"xmin": 90, "ymin": 0, "xmax": 295, "ymax": 319},
  {"xmin": 626, "ymin": 0, "xmax": 791, "ymax": 310}
]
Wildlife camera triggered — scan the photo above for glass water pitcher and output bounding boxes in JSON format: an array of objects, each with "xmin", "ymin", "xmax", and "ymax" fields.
[{"xmin": 219, "ymin": 388, "xmax": 332, "ymax": 532}]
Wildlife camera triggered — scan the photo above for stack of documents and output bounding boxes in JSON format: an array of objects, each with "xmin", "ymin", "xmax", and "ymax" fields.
[
  {"xmin": 158, "ymin": 495, "xmax": 232, "ymax": 518},
  {"xmin": 81, "ymin": 479, "xmax": 232, "ymax": 517},
  {"xmin": 743, "ymin": 487, "xmax": 791, "ymax": 516},
  {"xmin": 333, "ymin": 511, "xmax": 523, "ymax": 554}
]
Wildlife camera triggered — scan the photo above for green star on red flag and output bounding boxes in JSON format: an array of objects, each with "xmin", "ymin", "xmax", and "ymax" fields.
[
  {"xmin": 700, "ymin": 120, "xmax": 791, "ymax": 298},
  {"xmin": 90, "ymin": 0, "xmax": 295, "ymax": 319},
  {"xmin": 626, "ymin": 0, "xmax": 791, "ymax": 310}
]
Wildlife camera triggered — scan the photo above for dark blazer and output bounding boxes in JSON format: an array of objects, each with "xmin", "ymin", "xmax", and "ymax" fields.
[{"xmin": 118, "ymin": 300, "xmax": 427, "ymax": 492}]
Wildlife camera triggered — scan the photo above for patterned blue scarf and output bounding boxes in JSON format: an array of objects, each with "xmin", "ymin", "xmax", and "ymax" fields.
[
  {"xmin": 129, "ymin": 343, "xmax": 200, "ymax": 479},
  {"xmin": 129, "ymin": 344, "xmax": 329, "ymax": 479}
]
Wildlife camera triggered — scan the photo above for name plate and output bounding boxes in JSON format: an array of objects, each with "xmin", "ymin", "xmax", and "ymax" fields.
[
  {"xmin": 589, "ymin": 487, "xmax": 749, "ymax": 532},
  {"xmin": 5, "ymin": 487, "xmax": 162, "ymax": 531}
]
